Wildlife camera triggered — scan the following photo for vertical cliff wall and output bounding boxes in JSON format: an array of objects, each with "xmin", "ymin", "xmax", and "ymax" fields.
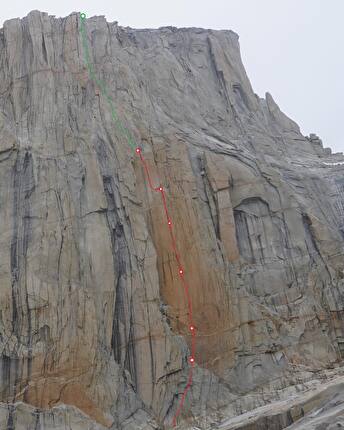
[{"xmin": 0, "ymin": 10, "xmax": 343, "ymax": 429}]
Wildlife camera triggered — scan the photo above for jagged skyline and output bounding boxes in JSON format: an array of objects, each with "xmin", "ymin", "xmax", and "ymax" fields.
[
  {"xmin": 0, "ymin": 10, "xmax": 343, "ymax": 428},
  {"xmin": 1, "ymin": 0, "xmax": 343, "ymax": 154}
]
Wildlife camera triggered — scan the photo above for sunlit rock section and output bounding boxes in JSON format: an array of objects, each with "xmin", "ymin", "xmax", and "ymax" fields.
[{"xmin": 0, "ymin": 10, "xmax": 343, "ymax": 429}]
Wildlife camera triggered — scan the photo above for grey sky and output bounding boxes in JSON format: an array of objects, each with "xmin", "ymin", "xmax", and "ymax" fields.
[{"xmin": 1, "ymin": 0, "xmax": 343, "ymax": 153}]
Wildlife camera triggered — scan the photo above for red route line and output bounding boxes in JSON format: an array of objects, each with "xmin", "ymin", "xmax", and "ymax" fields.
[{"xmin": 136, "ymin": 147, "xmax": 196, "ymax": 427}]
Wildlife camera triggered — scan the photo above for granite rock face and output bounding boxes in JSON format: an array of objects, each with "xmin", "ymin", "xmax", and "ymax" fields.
[{"xmin": 0, "ymin": 10, "xmax": 343, "ymax": 429}]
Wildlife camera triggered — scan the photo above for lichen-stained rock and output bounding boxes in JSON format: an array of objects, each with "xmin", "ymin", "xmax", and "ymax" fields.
[{"xmin": 0, "ymin": 9, "xmax": 343, "ymax": 430}]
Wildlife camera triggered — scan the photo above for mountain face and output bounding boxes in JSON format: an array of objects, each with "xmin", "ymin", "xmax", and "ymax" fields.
[{"xmin": 0, "ymin": 10, "xmax": 343, "ymax": 430}]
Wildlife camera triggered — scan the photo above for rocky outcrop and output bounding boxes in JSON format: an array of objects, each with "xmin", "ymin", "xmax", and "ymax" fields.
[
  {"xmin": 219, "ymin": 371, "xmax": 344, "ymax": 430},
  {"xmin": 0, "ymin": 10, "xmax": 343, "ymax": 429}
]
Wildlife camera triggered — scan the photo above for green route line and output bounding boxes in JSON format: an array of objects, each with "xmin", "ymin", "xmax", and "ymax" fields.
[
  {"xmin": 79, "ymin": 13, "xmax": 136, "ymax": 152},
  {"xmin": 79, "ymin": 12, "xmax": 193, "ymax": 426}
]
